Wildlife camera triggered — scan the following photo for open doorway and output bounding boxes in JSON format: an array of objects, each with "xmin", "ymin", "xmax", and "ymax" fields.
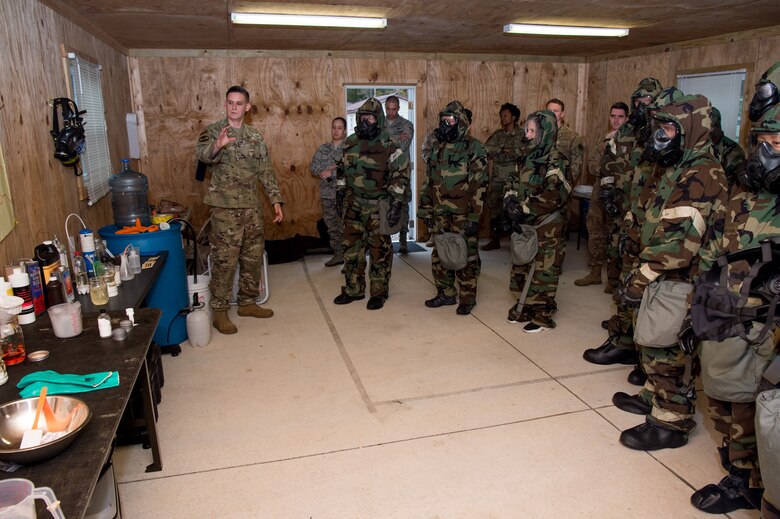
[{"xmin": 345, "ymin": 86, "xmax": 417, "ymax": 242}]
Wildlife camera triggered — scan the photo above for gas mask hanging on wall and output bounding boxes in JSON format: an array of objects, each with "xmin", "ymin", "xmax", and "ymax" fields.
[{"xmin": 50, "ymin": 97, "xmax": 86, "ymax": 174}]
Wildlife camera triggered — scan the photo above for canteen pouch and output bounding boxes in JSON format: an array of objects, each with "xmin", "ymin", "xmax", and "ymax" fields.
[
  {"xmin": 433, "ymin": 232, "xmax": 468, "ymax": 271},
  {"xmin": 510, "ymin": 225, "xmax": 538, "ymax": 266},
  {"xmin": 756, "ymin": 389, "xmax": 780, "ymax": 511},
  {"xmin": 378, "ymin": 198, "xmax": 405, "ymax": 236},
  {"xmin": 633, "ymin": 279, "xmax": 692, "ymax": 347},
  {"xmin": 700, "ymin": 325, "xmax": 775, "ymax": 402}
]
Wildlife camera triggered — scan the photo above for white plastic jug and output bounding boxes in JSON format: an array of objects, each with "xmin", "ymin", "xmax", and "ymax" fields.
[
  {"xmin": 0, "ymin": 478, "xmax": 64, "ymax": 518},
  {"xmin": 186, "ymin": 299, "xmax": 211, "ymax": 348}
]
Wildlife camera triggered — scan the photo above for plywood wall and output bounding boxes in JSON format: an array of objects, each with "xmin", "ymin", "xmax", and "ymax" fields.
[
  {"xmin": 0, "ymin": 0, "xmax": 131, "ymax": 261},
  {"xmin": 134, "ymin": 54, "xmax": 584, "ymax": 240}
]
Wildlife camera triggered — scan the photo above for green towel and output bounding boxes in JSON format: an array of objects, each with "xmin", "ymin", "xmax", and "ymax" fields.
[{"xmin": 17, "ymin": 370, "xmax": 120, "ymax": 398}]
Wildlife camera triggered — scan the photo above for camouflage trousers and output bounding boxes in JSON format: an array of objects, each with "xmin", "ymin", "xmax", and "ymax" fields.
[
  {"xmin": 605, "ymin": 216, "xmax": 623, "ymax": 288},
  {"xmin": 606, "ymin": 253, "xmax": 639, "ymax": 351},
  {"xmin": 509, "ymin": 218, "xmax": 565, "ymax": 326},
  {"xmin": 485, "ymin": 165, "xmax": 512, "ymax": 221},
  {"xmin": 341, "ymin": 199, "xmax": 393, "ymax": 298},
  {"xmin": 705, "ymin": 397, "xmax": 761, "ymax": 486},
  {"xmin": 208, "ymin": 206, "xmax": 265, "ymax": 310},
  {"xmin": 431, "ymin": 215, "xmax": 481, "ymax": 305},
  {"xmin": 640, "ymin": 343, "xmax": 697, "ymax": 433},
  {"xmin": 321, "ymin": 196, "xmax": 343, "ymax": 254},
  {"xmin": 585, "ymin": 183, "xmax": 611, "ymax": 267}
]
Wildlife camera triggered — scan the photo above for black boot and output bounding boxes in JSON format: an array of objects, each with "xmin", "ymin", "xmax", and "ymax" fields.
[
  {"xmin": 425, "ymin": 289, "xmax": 456, "ymax": 308},
  {"xmin": 612, "ymin": 392, "xmax": 651, "ymax": 415},
  {"xmin": 691, "ymin": 466, "xmax": 758, "ymax": 514},
  {"xmin": 619, "ymin": 422, "xmax": 688, "ymax": 451},
  {"xmin": 583, "ymin": 338, "xmax": 638, "ymax": 365},
  {"xmin": 627, "ymin": 364, "xmax": 647, "ymax": 386}
]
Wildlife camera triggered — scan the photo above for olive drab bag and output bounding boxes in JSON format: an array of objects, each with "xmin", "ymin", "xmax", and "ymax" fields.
[
  {"xmin": 756, "ymin": 389, "xmax": 780, "ymax": 511},
  {"xmin": 433, "ymin": 232, "xmax": 468, "ymax": 271},
  {"xmin": 633, "ymin": 279, "xmax": 693, "ymax": 347},
  {"xmin": 509, "ymin": 211, "xmax": 559, "ymax": 266}
]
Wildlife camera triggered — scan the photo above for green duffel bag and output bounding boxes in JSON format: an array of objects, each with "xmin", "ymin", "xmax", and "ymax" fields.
[
  {"xmin": 633, "ymin": 279, "xmax": 693, "ymax": 347},
  {"xmin": 433, "ymin": 232, "xmax": 467, "ymax": 271},
  {"xmin": 509, "ymin": 225, "xmax": 538, "ymax": 266}
]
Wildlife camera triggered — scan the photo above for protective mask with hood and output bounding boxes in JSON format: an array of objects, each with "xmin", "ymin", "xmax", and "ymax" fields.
[
  {"xmin": 740, "ymin": 104, "xmax": 780, "ymax": 193},
  {"xmin": 640, "ymin": 86, "xmax": 685, "ymax": 152},
  {"xmin": 749, "ymin": 61, "xmax": 780, "ymax": 122},
  {"xmin": 434, "ymin": 100, "xmax": 470, "ymax": 143},
  {"xmin": 645, "ymin": 95, "xmax": 714, "ymax": 169},
  {"xmin": 628, "ymin": 77, "xmax": 663, "ymax": 129},
  {"xmin": 355, "ymin": 97, "xmax": 386, "ymax": 140},
  {"xmin": 523, "ymin": 110, "xmax": 558, "ymax": 166}
]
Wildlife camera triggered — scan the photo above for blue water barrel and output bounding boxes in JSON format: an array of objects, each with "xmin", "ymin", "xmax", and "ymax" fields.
[{"xmin": 99, "ymin": 223, "xmax": 188, "ymax": 346}]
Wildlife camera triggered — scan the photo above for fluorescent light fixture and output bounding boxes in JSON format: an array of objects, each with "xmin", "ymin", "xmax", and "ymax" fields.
[
  {"xmin": 503, "ymin": 23, "xmax": 629, "ymax": 37},
  {"xmin": 231, "ymin": 12, "xmax": 387, "ymax": 29}
]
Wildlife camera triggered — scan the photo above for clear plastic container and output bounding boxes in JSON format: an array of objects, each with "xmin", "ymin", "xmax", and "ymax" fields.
[{"xmin": 109, "ymin": 159, "xmax": 152, "ymax": 228}]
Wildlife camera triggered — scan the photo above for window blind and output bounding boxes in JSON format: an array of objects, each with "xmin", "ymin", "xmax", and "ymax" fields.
[
  {"xmin": 676, "ymin": 69, "xmax": 746, "ymax": 142},
  {"xmin": 67, "ymin": 54, "xmax": 112, "ymax": 205}
]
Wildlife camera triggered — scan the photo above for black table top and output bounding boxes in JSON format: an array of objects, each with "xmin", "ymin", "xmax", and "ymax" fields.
[
  {"xmin": 75, "ymin": 252, "xmax": 168, "ymax": 315},
  {"xmin": 0, "ymin": 307, "xmax": 161, "ymax": 519}
]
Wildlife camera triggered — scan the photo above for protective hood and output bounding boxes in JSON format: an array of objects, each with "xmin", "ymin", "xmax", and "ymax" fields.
[
  {"xmin": 741, "ymin": 104, "xmax": 780, "ymax": 193},
  {"xmin": 749, "ymin": 61, "xmax": 780, "ymax": 122},
  {"xmin": 648, "ymin": 86, "xmax": 685, "ymax": 113},
  {"xmin": 436, "ymin": 100, "xmax": 470, "ymax": 143},
  {"xmin": 355, "ymin": 97, "xmax": 386, "ymax": 139},
  {"xmin": 629, "ymin": 77, "xmax": 664, "ymax": 132},
  {"xmin": 524, "ymin": 110, "xmax": 558, "ymax": 164},
  {"xmin": 652, "ymin": 94, "xmax": 714, "ymax": 167},
  {"xmin": 632, "ymin": 77, "xmax": 664, "ymax": 101}
]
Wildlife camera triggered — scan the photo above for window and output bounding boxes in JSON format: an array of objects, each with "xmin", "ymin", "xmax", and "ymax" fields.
[
  {"xmin": 67, "ymin": 53, "xmax": 112, "ymax": 205},
  {"xmin": 676, "ymin": 68, "xmax": 746, "ymax": 142}
]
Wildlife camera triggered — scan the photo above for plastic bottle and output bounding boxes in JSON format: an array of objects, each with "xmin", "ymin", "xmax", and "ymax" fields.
[
  {"xmin": 79, "ymin": 228, "xmax": 97, "ymax": 276},
  {"xmin": 22, "ymin": 260, "xmax": 46, "ymax": 316},
  {"xmin": 97, "ymin": 309, "xmax": 112, "ymax": 338},
  {"xmin": 72, "ymin": 252, "xmax": 90, "ymax": 295},
  {"xmin": 46, "ymin": 273, "xmax": 66, "ymax": 307},
  {"xmin": 9, "ymin": 268, "xmax": 35, "ymax": 325},
  {"xmin": 119, "ymin": 252, "xmax": 134, "ymax": 282},
  {"xmin": 0, "ymin": 358, "xmax": 7, "ymax": 385},
  {"xmin": 53, "ymin": 236, "xmax": 74, "ymax": 302},
  {"xmin": 34, "ymin": 240, "xmax": 61, "ymax": 287},
  {"xmin": 110, "ymin": 159, "xmax": 152, "ymax": 228},
  {"xmin": 186, "ymin": 294, "xmax": 211, "ymax": 348}
]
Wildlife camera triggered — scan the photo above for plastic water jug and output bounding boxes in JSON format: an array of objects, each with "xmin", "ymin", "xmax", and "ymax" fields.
[
  {"xmin": 186, "ymin": 294, "xmax": 211, "ymax": 348},
  {"xmin": 109, "ymin": 159, "xmax": 151, "ymax": 228}
]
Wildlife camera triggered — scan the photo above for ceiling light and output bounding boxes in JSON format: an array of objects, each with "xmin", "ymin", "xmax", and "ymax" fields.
[
  {"xmin": 503, "ymin": 24, "xmax": 629, "ymax": 37},
  {"xmin": 231, "ymin": 13, "xmax": 387, "ymax": 29}
]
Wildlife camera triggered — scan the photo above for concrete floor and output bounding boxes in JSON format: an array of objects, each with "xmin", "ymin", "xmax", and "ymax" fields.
[{"xmin": 113, "ymin": 238, "xmax": 759, "ymax": 518}]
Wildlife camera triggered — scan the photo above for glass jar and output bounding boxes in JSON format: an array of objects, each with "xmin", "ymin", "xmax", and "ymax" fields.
[{"xmin": 0, "ymin": 312, "xmax": 26, "ymax": 366}]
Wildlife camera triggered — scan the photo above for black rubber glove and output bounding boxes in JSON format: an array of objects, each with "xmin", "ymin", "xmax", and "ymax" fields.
[
  {"xmin": 464, "ymin": 221, "xmax": 480, "ymax": 237},
  {"xmin": 677, "ymin": 316, "xmax": 697, "ymax": 355},
  {"xmin": 503, "ymin": 195, "xmax": 525, "ymax": 223},
  {"xmin": 387, "ymin": 200, "xmax": 404, "ymax": 227},
  {"xmin": 599, "ymin": 185, "xmax": 621, "ymax": 218}
]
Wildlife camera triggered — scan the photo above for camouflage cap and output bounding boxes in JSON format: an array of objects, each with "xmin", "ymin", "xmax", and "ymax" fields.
[
  {"xmin": 632, "ymin": 77, "xmax": 663, "ymax": 100},
  {"xmin": 648, "ymin": 86, "xmax": 685, "ymax": 112},
  {"xmin": 751, "ymin": 104, "xmax": 780, "ymax": 134},
  {"xmin": 356, "ymin": 97, "xmax": 386, "ymax": 129}
]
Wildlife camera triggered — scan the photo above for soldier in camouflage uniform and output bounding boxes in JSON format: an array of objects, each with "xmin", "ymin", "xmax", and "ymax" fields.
[
  {"xmin": 333, "ymin": 98, "xmax": 409, "ymax": 310},
  {"xmin": 749, "ymin": 61, "xmax": 780, "ymax": 124},
  {"xmin": 616, "ymin": 95, "xmax": 729, "ymax": 451},
  {"xmin": 546, "ymin": 98, "xmax": 584, "ymax": 185},
  {"xmin": 710, "ymin": 106, "xmax": 746, "ymax": 187},
  {"xmin": 582, "ymin": 78, "xmax": 663, "ymax": 368},
  {"xmin": 195, "ymin": 85, "xmax": 284, "ymax": 334},
  {"xmin": 575, "ymin": 102, "xmax": 628, "ymax": 286},
  {"xmin": 384, "ymin": 95, "xmax": 415, "ymax": 253},
  {"xmin": 310, "ymin": 117, "xmax": 347, "ymax": 266},
  {"xmin": 419, "ymin": 101, "xmax": 488, "ymax": 316},
  {"xmin": 504, "ymin": 110, "xmax": 570, "ymax": 333},
  {"xmin": 482, "ymin": 103, "xmax": 525, "ymax": 251},
  {"xmin": 686, "ymin": 104, "xmax": 780, "ymax": 516}
]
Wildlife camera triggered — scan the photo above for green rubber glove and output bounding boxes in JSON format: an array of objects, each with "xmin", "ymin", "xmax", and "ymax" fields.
[{"xmin": 17, "ymin": 370, "xmax": 120, "ymax": 398}]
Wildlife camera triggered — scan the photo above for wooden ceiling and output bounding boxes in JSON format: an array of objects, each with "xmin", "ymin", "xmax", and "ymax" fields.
[{"xmin": 42, "ymin": 0, "xmax": 780, "ymax": 57}]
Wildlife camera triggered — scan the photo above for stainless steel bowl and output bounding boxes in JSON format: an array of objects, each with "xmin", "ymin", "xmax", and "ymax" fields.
[{"xmin": 0, "ymin": 395, "xmax": 91, "ymax": 464}]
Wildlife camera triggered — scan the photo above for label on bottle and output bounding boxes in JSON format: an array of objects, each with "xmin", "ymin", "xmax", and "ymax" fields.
[{"xmin": 23, "ymin": 261, "xmax": 46, "ymax": 316}]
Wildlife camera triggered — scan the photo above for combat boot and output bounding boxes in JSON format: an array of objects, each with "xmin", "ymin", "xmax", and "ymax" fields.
[
  {"xmin": 691, "ymin": 466, "xmax": 759, "ymax": 514},
  {"xmin": 237, "ymin": 303, "xmax": 274, "ymax": 318},
  {"xmin": 480, "ymin": 236, "xmax": 500, "ymax": 251},
  {"xmin": 325, "ymin": 253, "xmax": 344, "ymax": 267},
  {"xmin": 398, "ymin": 231, "xmax": 408, "ymax": 254},
  {"xmin": 213, "ymin": 310, "xmax": 238, "ymax": 335},
  {"xmin": 574, "ymin": 265, "xmax": 602, "ymax": 286}
]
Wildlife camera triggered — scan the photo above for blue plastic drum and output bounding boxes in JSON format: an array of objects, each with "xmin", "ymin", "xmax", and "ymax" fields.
[{"xmin": 99, "ymin": 223, "xmax": 188, "ymax": 346}]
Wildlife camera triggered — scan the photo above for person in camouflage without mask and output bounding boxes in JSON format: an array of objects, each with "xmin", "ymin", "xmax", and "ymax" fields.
[
  {"xmin": 310, "ymin": 117, "xmax": 347, "ymax": 266},
  {"xmin": 690, "ymin": 104, "xmax": 780, "ymax": 515},
  {"xmin": 710, "ymin": 106, "xmax": 746, "ymax": 187},
  {"xmin": 195, "ymin": 85, "xmax": 284, "ymax": 335},
  {"xmin": 419, "ymin": 101, "xmax": 488, "ymax": 316},
  {"xmin": 504, "ymin": 110, "xmax": 570, "ymax": 333},
  {"xmin": 616, "ymin": 95, "xmax": 729, "ymax": 451},
  {"xmin": 333, "ymin": 98, "xmax": 410, "ymax": 310}
]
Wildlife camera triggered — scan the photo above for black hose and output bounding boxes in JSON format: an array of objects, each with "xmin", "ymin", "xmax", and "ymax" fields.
[{"xmin": 167, "ymin": 218, "xmax": 199, "ymax": 283}]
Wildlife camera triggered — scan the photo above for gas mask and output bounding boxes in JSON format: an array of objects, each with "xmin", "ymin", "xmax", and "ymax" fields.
[
  {"xmin": 628, "ymin": 101, "xmax": 647, "ymax": 128},
  {"xmin": 435, "ymin": 116, "xmax": 459, "ymax": 143},
  {"xmin": 749, "ymin": 81, "xmax": 779, "ymax": 122},
  {"xmin": 356, "ymin": 116, "xmax": 380, "ymax": 140},
  {"xmin": 740, "ymin": 139, "xmax": 780, "ymax": 193},
  {"xmin": 644, "ymin": 124, "xmax": 683, "ymax": 167}
]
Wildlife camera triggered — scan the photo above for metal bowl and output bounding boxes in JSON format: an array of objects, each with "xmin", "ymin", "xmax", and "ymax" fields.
[{"xmin": 0, "ymin": 395, "xmax": 91, "ymax": 464}]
